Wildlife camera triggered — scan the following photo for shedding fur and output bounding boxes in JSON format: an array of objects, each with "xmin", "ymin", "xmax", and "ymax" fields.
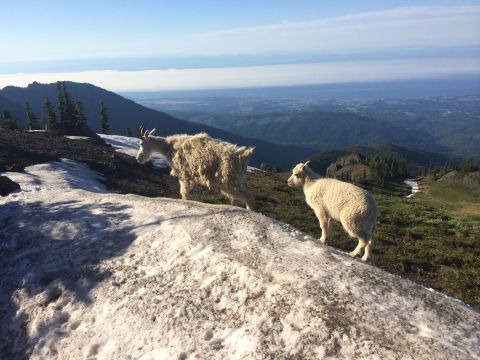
[
  {"xmin": 136, "ymin": 129, "xmax": 255, "ymax": 210},
  {"xmin": 288, "ymin": 161, "xmax": 378, "ymax": 261}
]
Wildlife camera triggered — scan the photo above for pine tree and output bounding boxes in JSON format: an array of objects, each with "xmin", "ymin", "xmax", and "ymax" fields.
[
  {"xmin": 99, "ymin": 101, "xmax": 109, "ymax": 134},
  {"xmin": 0, "ymin": 109, "xmax": 20, "ymax": 130},
  {"xmin": 62, "ymin": 83, "xmax": 76, "ymax": 121},
  {"xmin": 136, "ymin": 125, "xmax": 143, "ymax": 138},
  {"xmin": 57, "ymin": 82, "xmax": 66, "ymax": 122},
  {"xmin": 25, "ymin": 102, "xmax": 41, "ymax": 130},
  {"xmin": 43, "ymin": 97, "xmax": 57, "ymax": 129},
  {"xmin": 74, "ymin": 100, "xmax": 88, "ymax": 125},
  {"xmin": 57, "ymin": 82, "xmax": 76, "ymax": 122}
]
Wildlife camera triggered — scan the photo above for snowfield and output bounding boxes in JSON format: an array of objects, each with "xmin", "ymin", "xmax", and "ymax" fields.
[{"xmin": 1, "ymin": 160, "xmax": 479, "ymax": 359}]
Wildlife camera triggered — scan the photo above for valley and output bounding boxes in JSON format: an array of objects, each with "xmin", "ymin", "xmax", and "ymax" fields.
[{"xmin": 139, "ymin": 94, "xmax": 480, "ymax": 158}]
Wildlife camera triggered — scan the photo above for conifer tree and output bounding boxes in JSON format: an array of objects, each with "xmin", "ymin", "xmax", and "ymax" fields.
[
  {"xmin": 25, "ymin": 102, "xmax": 41, "ymax": 130},
  {"xmin": 99, "ymin": 101, "xmax": 109, "ymax": 134},
  {"xmin": 62, "ymin": 83, "xmax": 76, "ymax": 121},
  {"xmin": 57, "ymin": 81, "xmax": 76, "ymax": 122},
  {"xmin": 74, "ymin": 100, "xmax": 88, "ymax": 125},
  {"xmin": 136, "ymin": 125, "xmax": 143, "ymax": 138},
  {"xmin": 43, "ymin": 97, "xmax": 57, "ymax": 129},
  {"xmin": 0, "ymin": 109, "xmax": 20, "ymax": 130},
  {"xmin": 57, "ymin": 82, "xmax": 66, "ymax": 121}
]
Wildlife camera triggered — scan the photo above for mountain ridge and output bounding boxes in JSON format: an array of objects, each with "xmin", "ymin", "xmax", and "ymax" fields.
[
  {"xmin": 0, "ymin": 82, "xmax": 316, "ymax": 169},
  {"xmin": 164, "ymin": 110, "xmax": 450, "ymax": 154}
]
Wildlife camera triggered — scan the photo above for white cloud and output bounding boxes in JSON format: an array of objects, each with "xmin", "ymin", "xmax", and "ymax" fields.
[
  {"xmin": 1, "ymin": 58, "xmax": 478, "ymax": 92},
  {"xmin": 182, "ymin": 6, "xmax": 480, "ymax": 55}
]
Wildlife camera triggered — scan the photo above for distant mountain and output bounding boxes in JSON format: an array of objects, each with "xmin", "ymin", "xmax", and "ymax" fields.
[
  {"xmin": 168, "ymin": 111, "xmax": 449, "ymax": 154},
  {"xmin": 141, "ymin": 93, "xmax": 479, "ymax": 159},
  {"xmin": 0, "ymin": 82, "xmax": 316, "ymax": 169},
  {"xmin": 308, "ymin": 144, "xmax": 451, "ymax": 175},
  {"xmin": 335, "ymin": 96, "xmax": 480, "ymax": 159}
]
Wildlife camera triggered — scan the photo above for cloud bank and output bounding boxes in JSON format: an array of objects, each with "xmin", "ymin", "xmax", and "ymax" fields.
[{"xmin": 1, "ymin": 58, "xmax": 478, "ymax": 92}]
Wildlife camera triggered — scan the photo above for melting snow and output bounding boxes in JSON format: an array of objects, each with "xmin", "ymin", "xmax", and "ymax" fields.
[
  {"xmin": 404, "ymin": 179, "xmax": 421, "ymax": 198},
  {"xmin": 0, "ymin": 159, "xmax": 479, "ymax": 359},
  {"xmin": 64, "ymin": 135, "xmax": 90, "ymax": 140},
  {"xmin": 2, "ymin": 159, "xmax": 106, "ymax": 193}
]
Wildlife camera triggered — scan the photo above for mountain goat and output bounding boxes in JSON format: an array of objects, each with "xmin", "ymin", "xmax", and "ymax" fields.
[
  {"xmin": 136, "ymin": 128, "xmax": 255, "ymax": 210},
  {"xmin": 288, "ymin": 161, "xmax": 378, "ymax": 261}
]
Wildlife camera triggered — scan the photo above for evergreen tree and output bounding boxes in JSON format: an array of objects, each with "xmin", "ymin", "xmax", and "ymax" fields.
[
  {"xmin": 57, "ymin": 82, "xmax": 66, "ymax": 121},
  {"xmin": 126, "ymin": 127, "xmax": 133, "ymax": 137},
  {"xmin": 460, "ymin": 159, "xmax": 473, "ymax": 175},
  {"xmin": 62, "ymin": 83, "xmax": 76, "ymax": 121},
  {"xmin": 25, "ymin": 102, "xmax": 41, "ymax": 130},
  {"xmin": 136, "ymin": 125, "xmax": 143, "ymax": 139},
  {"xmin": 57, "ymin": 81, "xmax": 76, "ymax": 122},
  {"xmin": 43, "ymin": 97, "xmax": 57, "ymax": 129},
  {"xmin": 74, "ymin": 100, "xmax": 88, "ymax": 125},
  {"xmin": 0, "ymin": 109, "xmax": 20, "ymax": 130},
  {"xmin": 99, "ymin": 101, "xmax": 109, "ymax": 134},
  {"xmin": 361, "ymin": 168, "xmax": 367, "ymax": 183}
]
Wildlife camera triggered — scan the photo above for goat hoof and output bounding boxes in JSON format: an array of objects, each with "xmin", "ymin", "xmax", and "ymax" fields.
[{"xmin": 348, "ymin": 252, "xmax": 356, "ymax": 257}]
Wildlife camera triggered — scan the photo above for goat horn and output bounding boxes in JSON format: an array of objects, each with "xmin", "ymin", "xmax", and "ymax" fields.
[{"xmin": 149, "ymin": 128, "xmax": 156, "ymax": 136}]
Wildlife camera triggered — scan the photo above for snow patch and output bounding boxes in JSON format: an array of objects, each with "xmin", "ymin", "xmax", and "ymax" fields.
[
  {"xmin": 404, "ymin": 179, "xmax": 420, "ymax": 198},
  {"xmin": 64, "ymin": 135, "xmax": 90, "ymax": 140},
  {"xmin": 247, "ymin": 166, "xmax": 264, "ymax": 173},
  {"xmin": 2, "ymin": 159, "xmax": 106, "ymax": 193}
]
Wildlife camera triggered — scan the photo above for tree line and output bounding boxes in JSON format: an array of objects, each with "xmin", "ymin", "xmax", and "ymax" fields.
[
  {"xmin": 334, "ymin": 154, "xmax": 408, "ymax": 185},
  {"xmin": 0, "ymin": 82, "xmax": 110, "ymax": 133},
  {"xmin": 422, "ymin": 159, "xmax": 480, "ymax": 179}
]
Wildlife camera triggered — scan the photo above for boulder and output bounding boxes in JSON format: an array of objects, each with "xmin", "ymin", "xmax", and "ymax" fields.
[{"xmin": 0, "ymin": 176, "xmax": 20, "ymax": 196}]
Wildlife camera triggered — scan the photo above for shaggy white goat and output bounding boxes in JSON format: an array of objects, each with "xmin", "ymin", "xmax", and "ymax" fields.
[
  {"xmin": 288, "ymin": 161, "xmax": 378, "ymax": 261},
  {"xmin": 136, "ymin": 128, "xmax": 255, "ymax": 210}
]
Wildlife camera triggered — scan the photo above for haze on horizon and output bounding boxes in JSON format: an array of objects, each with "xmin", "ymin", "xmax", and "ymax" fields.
[{"xmin": 1, "ymin": 0, "xmax": 479, "ymax": 92}]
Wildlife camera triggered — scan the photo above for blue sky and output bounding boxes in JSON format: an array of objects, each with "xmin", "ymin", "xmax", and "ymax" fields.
[{"xmin": 1, "ymin": 1, "xmax": 479, "ymax": 91}]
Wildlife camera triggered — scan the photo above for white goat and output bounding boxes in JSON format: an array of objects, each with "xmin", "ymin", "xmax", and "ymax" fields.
[
  {"xmin": 288, "ymin": 161, "xmax": 378, "ymax": 261},
  {"xmin": 136, "ymin": 128, "xmax": 255, "ymax": 210}
]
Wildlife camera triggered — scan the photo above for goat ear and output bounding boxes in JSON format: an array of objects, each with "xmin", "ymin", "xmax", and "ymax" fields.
[{"xmin": 304, "ymin": 160, "xmax": 311, "ymax": 168}]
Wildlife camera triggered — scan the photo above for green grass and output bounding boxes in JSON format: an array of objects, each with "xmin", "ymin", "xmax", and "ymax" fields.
[
  {"xmin": 193, "ymin": 172, "xmax": 480, "ymax": 309},
  {"xmin": 418, "ymin": 181, "xmax": 480, "ymax": 218}
]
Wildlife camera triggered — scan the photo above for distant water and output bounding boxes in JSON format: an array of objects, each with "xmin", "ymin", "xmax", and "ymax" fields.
[{"xmin": 122, "ymin": 76, "xmax": 480, "ymax": 100}]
